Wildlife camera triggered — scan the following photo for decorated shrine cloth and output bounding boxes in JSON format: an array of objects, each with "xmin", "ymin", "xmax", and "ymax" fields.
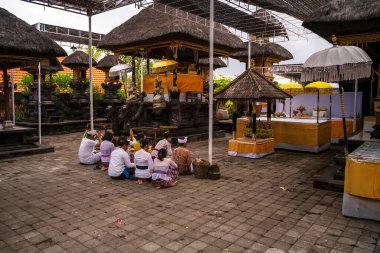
[
  {"xmin": 344, "ymin": 142, "xmax": 380, "ymax": 200},
  {"xmin": 143, "ymin": 73, "xmax": 203, "ymax": 94},
  {"xmin": 228, "ymin": 138, "xmax": 274, "ymax": 159}
]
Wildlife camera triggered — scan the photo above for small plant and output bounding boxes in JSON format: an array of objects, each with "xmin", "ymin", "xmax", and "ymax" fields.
[
  {"xmin": 51, "ymin": 73, "xmax": 73, "ymax": 93},
  {"xmin": 244, "ymin": 128, "xmax": 273, "ymax": 139},
  {"xmin": 297, "ymin": 105, "xmax": 306, "ymax": 114}
]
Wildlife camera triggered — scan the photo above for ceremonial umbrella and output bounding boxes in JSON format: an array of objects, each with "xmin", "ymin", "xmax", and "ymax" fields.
[
  {"xmin": 302, "ymin": 40, "xmax": 372, "ymax": 157},
  {"xmin": 109, "ymin": 64, "xmax": 132, "ymax": 99},
  {"xmin": 304, "ymin": 81, "xmax": 333, "ymax": 122},
  {"xmin": 151, "ymin": 60, "xmax": 179, "ymax": 74},
  {"xmin": 151, "ymin": 60, "xmax": 179, "ymax": 96},
  {"xmin": 278, "ymin": 82, "xmax": 303, "ymax": 118}
]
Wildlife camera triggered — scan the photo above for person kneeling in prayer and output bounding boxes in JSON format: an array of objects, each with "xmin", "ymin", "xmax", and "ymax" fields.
[
  {"xmin": 78, "ymin": 130, "xmax": 102, "ymax": 165},
  {"xmin": 99, "ymin": 132, "xmax": 115, "ymax": 171},
  {"xmin": 108, "ymin": 137, "xmax": 135, "ymax": 180},
  {"xmin": 152, "ymin": 148, "xmax": 179, "ymax": 189},
  {"xmin": 173, "ymin": 137, "xmax": 193, "ymax": 175},
  {"xmin": 151, "ymin": 132, "xmax": 172, "ymax": 160},
  {"xmin": 134, "ymin": 139, "xmax": 154, "ymax": 185}
]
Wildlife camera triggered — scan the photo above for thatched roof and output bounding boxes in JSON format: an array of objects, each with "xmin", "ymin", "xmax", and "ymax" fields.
[
  {"xmin": 303, "ymin": 0, "xmax": 380, "ymax": 39},
  {"xmin": 215, "ymin": 69, "xmax": 291, "ymax": 101},
  {"xmin": 231, "ymin": 42, "xmax": 293, "ymax": 63},
  {"xmin": 198, "ymin": 58, "xmax": 227, "ymax": 69},
  {"xmin": 96, "ymin": 55, "xmax": 123, "ymax": 70},
  {"xmin": 21, "ymin": 57, "xmax": 63, "ymax": 73},
  {"xmin": 0, "ymin": 7, "xmax": 67, "ymax": 65},
  {"xmin": 61, "ymin": 50, "xmax": 97, "ymax": 69},
  {"xmin": 98, "ymin": 6, "xmax": 246, "ymax": 56}
]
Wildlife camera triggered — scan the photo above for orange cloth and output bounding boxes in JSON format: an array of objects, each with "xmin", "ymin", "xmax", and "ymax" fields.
[
  {"xmin": 143, "ymin": 73, "xmax": 203, "ymax": 94},
  {"xmin": 228, "ymin": 138, "xmax": 274, "ymax": 155},
  {"xmin": 345, "ymin": 159, "xmax": 380, "ymax": 200},
  {"xmin": 331, "ymin": 119, "xmax": 362, "ymax": 139},
  {"xmin": 271, "ymin": 121, "xmax": 331, "ymax": 147}
]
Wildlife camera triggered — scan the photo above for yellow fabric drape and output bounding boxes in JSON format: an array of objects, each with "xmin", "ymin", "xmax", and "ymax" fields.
[
  {"xmin": 345, "ymin": 159, "xmax": 380, "ymax": 200},
  {"xmin": 228, "ymin": 138, "xmax": 274, "ymax": 154},
  {"xmin": 143, "ymin": 73, "xmax": 203, "ymax": 94}
]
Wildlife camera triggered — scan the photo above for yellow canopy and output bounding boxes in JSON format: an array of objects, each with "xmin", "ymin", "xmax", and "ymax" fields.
[
  {"xmin": 278, "ymin": 82, "xmax": 304, "ymax": 96},
  {"xmin": 304, "ymin": 81, "xmax": 333, "ymax": 94},
  {"xmin": 152, "ymin": 60, "xmax": 179, "ymax": 74}
]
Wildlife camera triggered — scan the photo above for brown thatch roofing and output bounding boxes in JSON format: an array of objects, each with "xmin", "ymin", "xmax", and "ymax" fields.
[
  {"xmin": 98, "ymin": 6, "xmax": 246, "ymax": 55},
  {"xmin": 231, "ymin": 42, "xmax": 293, "ymax": 63},
  {"xmin": 20, "ymin": 57, "xmax": 63, "ymax": 73},
  {"xmin": 0, "ymin": 7, "xmax": 67, "ymax": 64},
  {"xmin": 61, "ymin": 50, "xmax": 97, "ymax": 68},
  {"xmin": 198, "ymin": 58, "xmax": 227, "ymax": 69},
  {"xmin": 96, "ymin": 55, "xmax": 124, "ymax": 70},
  {"xmin": 215, "ymin": 69, "xmax": 291, "ymax": 101},
  {"xmin": 302, "ymin": 0, "xmax": 380, "ymax": 39}
]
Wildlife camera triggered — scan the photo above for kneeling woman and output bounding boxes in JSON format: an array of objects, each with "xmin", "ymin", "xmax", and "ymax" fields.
[
  {"xmin": 134, "ymin": 139, "xmax": 154, "ymax": 184},
  {"xmin": 152, "ymin": 148, "xmax": 179, "ymax": 188},
  {"xmin": 108, "ymin": 137, "xmax": 135, "ymax": 180}
]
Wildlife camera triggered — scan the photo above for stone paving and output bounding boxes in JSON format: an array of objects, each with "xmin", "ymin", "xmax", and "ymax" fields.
[{"xmin": 0, "ymin": 133, "xmax": 379, "ymax": 253}]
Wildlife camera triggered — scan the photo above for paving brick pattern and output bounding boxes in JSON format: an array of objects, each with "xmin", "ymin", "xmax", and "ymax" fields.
[{"xmin": 0, "ymin": 133, "xmax": 379, "ymax": 253}]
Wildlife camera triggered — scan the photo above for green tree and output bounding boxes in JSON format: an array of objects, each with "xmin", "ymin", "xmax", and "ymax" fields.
[
  {"xmin": 85, "ymin": 46, "xmax": 111, "ymax": 61},
  {"xmin": 213, "ymin": 74, "xmax": 235, "ymax": 92},
  {"xmin": 51, "ymin": 73, "xmax": 72, "ymax": 92}
]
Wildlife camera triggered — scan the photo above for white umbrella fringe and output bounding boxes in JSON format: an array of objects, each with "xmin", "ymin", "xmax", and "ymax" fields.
[{"xmin": 301, "ymin": 63, "xmax": 372, "ymax": 82}]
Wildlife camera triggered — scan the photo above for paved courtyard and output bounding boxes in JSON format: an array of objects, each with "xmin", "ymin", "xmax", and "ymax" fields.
[{"xmin": 0, "ymin": 133, "xmax": 379, "ymax": 253}]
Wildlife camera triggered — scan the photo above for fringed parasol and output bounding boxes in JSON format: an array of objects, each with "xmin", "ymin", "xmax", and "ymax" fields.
[{"xmin": 301, "ymin": 45, "xmax": 372, "ymax": 83}]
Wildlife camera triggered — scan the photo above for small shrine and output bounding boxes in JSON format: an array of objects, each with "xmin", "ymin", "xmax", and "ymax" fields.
[
  {"xmin": 22, "ymin": 58, "xmax": 63, "ymax": 122},
  {"xmin": 215, "ymin": 69, "xmax": 291, "ymax": 158},
  {"xmin": 61, "ymin": 50, "xmax": 97, "ymax": 120}
]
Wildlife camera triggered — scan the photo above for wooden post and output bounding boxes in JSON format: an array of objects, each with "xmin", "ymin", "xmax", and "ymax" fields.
[
  {"xmin": 267, "ymin": 100, "xmax": 271, "ymax": 127},
  {"xmin": 132, "ymin": 55, "xmax": 136, "ymax": 84},
  {"xmin": 146, "ymin": 57, "xmax": 150, "ymax": 74},
  {"xmin": 232, "ymin": 102, "xmax": 237, "ymax": 139},
  {"xmin": 317, "ymin": 89, "xmax": 320, "ymax": 124},
  {"xmin": 252, "ymin": 101, "xmax": 257, "ymax": 141},
  {"xmin": 2, "ymin": 66, "xmax": 9, "ymax": 121}
]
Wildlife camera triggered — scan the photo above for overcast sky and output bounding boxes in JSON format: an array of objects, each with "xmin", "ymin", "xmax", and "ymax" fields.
[{"xmin": 0, "ymin": 0, "xmax": 331, "ymax": 77}]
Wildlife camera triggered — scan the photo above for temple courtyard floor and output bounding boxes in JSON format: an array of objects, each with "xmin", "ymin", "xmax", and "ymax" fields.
[{"xmin": 0, "ymin": 133, "xmax": 379, "ymax": 253}]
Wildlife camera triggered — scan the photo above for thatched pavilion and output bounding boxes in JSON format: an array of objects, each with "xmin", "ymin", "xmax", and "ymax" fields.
[
  {"xmin": 0, "ymin": 7, "xmax": 66, "ymax": 158},
  {"xmin": 231, "ymin": 42, "xmax": 293, "ymax": 79},
  {"xmin": 0, "ymin": 7, "xmax": 66, "ymax": 128},
  {"xmin": 215, "ymin": 69, "xmax": 290, "ymax": 158}
]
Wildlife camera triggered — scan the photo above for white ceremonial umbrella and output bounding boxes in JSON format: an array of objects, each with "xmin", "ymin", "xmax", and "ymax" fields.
[
  {"xmin": 301, "ymin": 39, "xmax": 372, "ymax": 157},
  {"xmin": 109, "ymin": 64, "xmax": 133, "ymax": 100},
  {"xmin": 109, "ymin": 64, "xmax": 132, "ymax": 77}
]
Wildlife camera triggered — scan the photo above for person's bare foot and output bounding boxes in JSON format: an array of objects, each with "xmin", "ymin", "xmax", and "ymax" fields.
[
  {"xmin": 137, "ymin": 179, "xmax": 143, "ymax": 185},
  {"xmin": 101, "ymin": 166, "xmax": 108, "ymax": 171}
]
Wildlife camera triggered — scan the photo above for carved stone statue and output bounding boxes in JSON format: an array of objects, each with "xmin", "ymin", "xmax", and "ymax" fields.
[
  {"xmin": 127, "ymin": 82, "xmax": 138, "ymax": 102},
  {"xmin": 153, "ymin": 77, "xmax": 166, "ymax": 109}
]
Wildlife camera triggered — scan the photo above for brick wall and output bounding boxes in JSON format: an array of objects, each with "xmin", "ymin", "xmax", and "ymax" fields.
[{"xmin": 1, "ymin": 57, "xmax": 106, "ymax": 92}]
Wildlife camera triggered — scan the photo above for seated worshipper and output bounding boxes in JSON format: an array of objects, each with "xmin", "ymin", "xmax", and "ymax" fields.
[
  {"xmin": 99, "ymin": 132, "xmax": 115, "ymax": 171},
  {"xmin": 108, "ymin": 137, "xmax": 135, "ymax": 180},
  {"xmin": 151, "ymin": 132, "xmax": 172, "ymax": 160},
  {"xmin": 173, "ymin": 137, "xmax": 193, "ymax": 175},
  {"xmin": 133, "ymin": 132, "xmax": 146, "ymax": 152},
  {"xmin": 152, "ymin": 148, "xmax": 179, "ymax": 189},
  {"xmin": 78, "ymin": 130, "xmax": 102, "ymax": 165},
  {"xmin": 134, "ymin": 139, "xmax": 154, "ymax": 185}
]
